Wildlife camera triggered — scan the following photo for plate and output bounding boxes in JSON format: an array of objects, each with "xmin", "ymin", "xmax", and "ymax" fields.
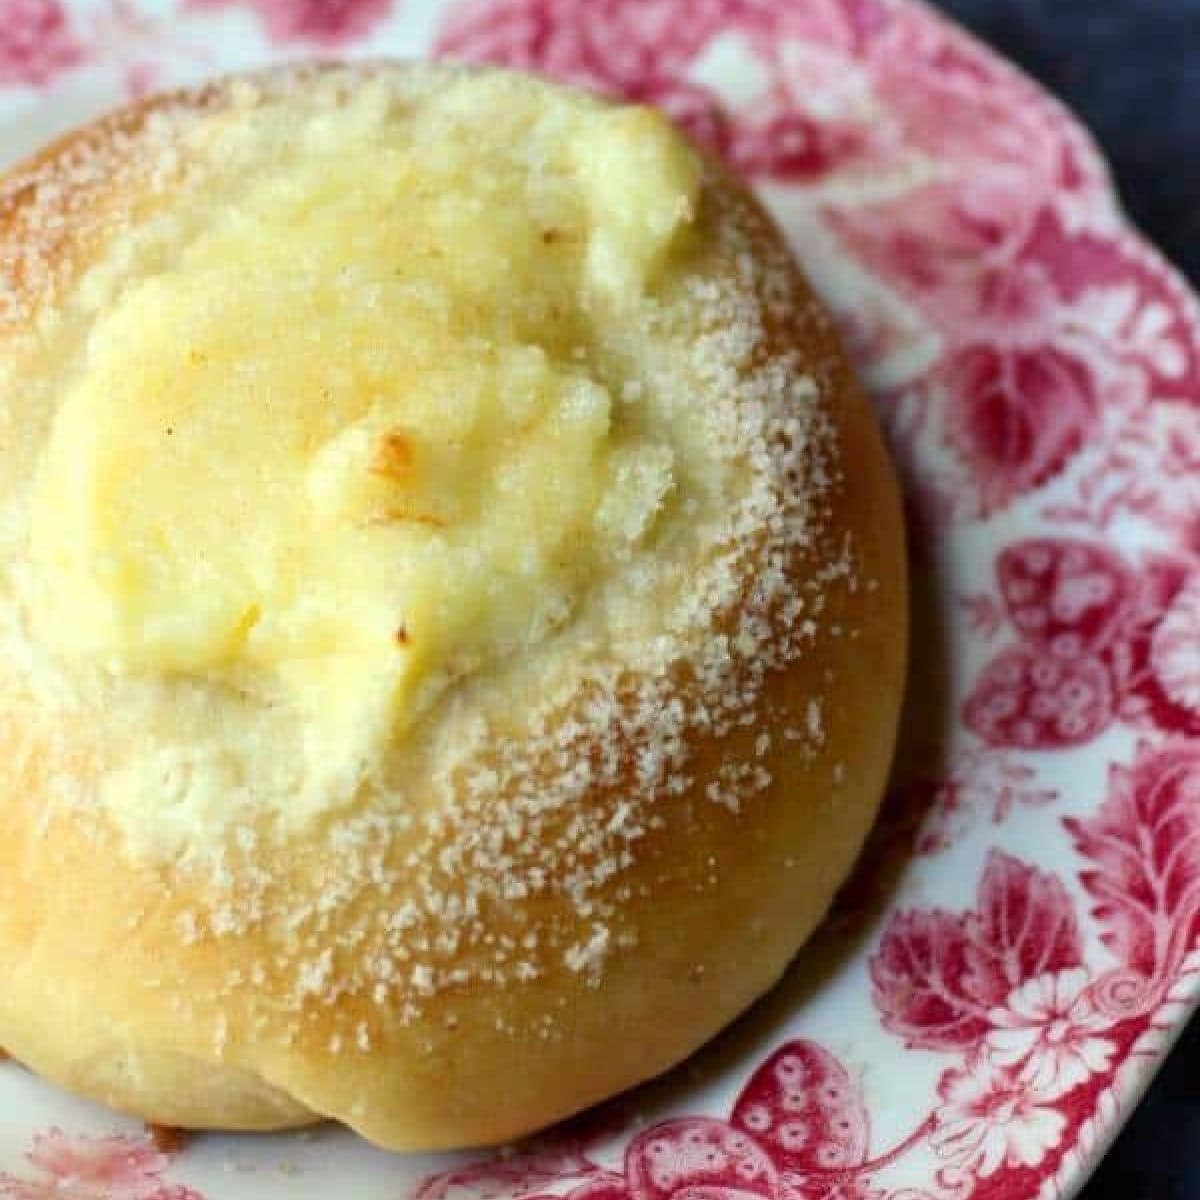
[{"xmin": 1, "ymin": 1, "xmax": 1198, "ymax": 1197}]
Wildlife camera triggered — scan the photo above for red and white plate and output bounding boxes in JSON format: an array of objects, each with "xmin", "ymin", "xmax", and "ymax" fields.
[{"xmin": 2, "ymin": 1, "xmax": 1198, "ymax": 1197}]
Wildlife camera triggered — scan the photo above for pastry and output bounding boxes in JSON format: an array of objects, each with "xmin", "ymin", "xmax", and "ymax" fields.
[{"xmin": 0, "ymin": 62, "xmax": 906, "ymax": 1149}]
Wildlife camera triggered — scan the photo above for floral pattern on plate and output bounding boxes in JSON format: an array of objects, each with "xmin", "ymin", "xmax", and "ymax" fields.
[{"xmin": 0, "ymin": 1, "xmax": 1196, "ymax": 1198}]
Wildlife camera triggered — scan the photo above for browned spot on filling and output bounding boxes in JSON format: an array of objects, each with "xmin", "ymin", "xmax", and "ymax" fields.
[
  {"xmin": 369, "ymin": 508, "xmax": 446, "ymax": 528},
  {"xmin": 370, "ymin": 429, "xmax": 414, "ymax": 481},
  {"xmin": 367, "ymin": 431, "xmax": 446, "ymax": 525}
]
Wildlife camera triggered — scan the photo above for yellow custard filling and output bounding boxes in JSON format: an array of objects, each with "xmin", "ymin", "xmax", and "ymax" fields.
[{"xmin": 28, "ymin": 77, "xmax": 701, "ymax": 752}]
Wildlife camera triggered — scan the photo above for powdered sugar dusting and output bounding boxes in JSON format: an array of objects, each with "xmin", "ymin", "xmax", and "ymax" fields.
[{"xmin": 0, "ymin": 63, "xmax": 862, "ymax": 1032}]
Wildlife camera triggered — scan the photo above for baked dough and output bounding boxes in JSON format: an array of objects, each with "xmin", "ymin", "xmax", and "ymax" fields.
[{"xmin": 0, "ymin": 63, "xmax": 906, "ymax": 1149}]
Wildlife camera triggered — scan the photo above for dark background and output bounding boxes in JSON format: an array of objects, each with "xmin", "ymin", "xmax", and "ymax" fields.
[{"xmin": 934, "ymin": 2, "xmax": 1199, "ymax": 1195}]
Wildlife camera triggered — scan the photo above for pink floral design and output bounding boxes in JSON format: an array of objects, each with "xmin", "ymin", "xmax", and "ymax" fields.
[
  {"xmin": 963, "ymin": 538, "xmax": 1200, "ymax": 749},
  {"xmin": 837, "ymin": 202, "xmax": 1199, "ymax": 516},
  {"xmin": 941, "ymin": 342, "xmax": 1100, "ymax": 516},
  {"xmin": 931, "ymin": 1057, "xmax": 1065, "ymax": 1178},
  {"xmin": 986, "ymin": 969, "xmax": 1116, "ymax": 1099},
  {"xmin": 1148, "ymin": 574, "xmax": 1200, "ymax": 713},
  {"xmin": 994, "ymin": 539, "xmax": 1134, "ymax": 657},
  {"xmin": 1107, "ymin": 558, "xmax": 1200, "ymax": 736},
  {"xmin": 186, "ymin": 0, "xmax": 394, "ymax": 46},
  {"xmin": 963, "ymin": 646, "xmax": 1113, "ymax": 749},
  {"xmin": 625, "ymin": 1118, "xmax": 778, "ymax": 1200},
  {"xmin": 1067, "ymin": 740, "xmax": 1200, "ymax": 980},
  {"xmin": 0, "ymin": 0, "xmax": 82, "ymax": 86},
  {"xmin": 0, "ymin": 1130, "xmax": 202, "ymax": 1199},
  {"xmin": 870, "ymin": 852, "xmax": 1081, "ymax": 1051},
  {"xmin": 730, "ymin": 1042, "xmax": 869, "ymax": 1174}
]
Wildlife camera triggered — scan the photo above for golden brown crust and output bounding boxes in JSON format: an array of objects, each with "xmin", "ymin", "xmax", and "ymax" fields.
[{"xmin": 0, "ymin": 65, "xmax": 906, "ymax": 1149}]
